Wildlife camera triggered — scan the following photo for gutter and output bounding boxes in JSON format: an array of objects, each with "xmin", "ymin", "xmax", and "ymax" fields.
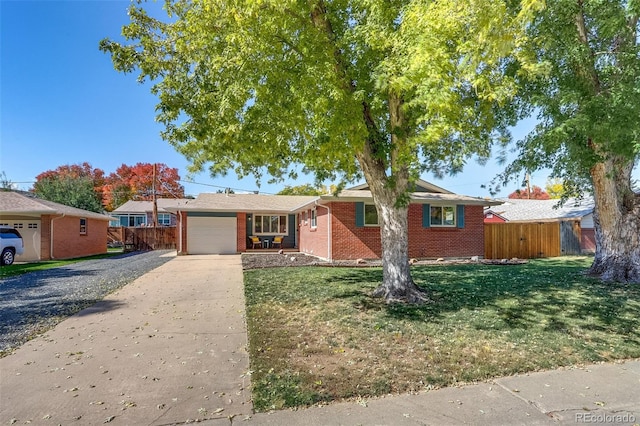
[
  {"xmin": 315, "ymin": 201, "xmax": 331, "ymax": 261},
  {"xmin": 50, "ymin": 213, "xmax": 65, "ymax": 260}
]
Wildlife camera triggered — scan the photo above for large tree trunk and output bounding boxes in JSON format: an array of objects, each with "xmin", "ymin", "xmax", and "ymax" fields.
[
  {"xmin": 589, "ymin": 156, "xmax": 640, "ymax": 282},
  {"xmin": 370, "ymin": 196, "xmax": 428, "ymax": 303}
]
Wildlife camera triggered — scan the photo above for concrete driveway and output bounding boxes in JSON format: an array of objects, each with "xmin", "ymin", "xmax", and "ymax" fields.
[{"xmin": 0, "ymin": 255, "xmax": 252, "ymax": 425}]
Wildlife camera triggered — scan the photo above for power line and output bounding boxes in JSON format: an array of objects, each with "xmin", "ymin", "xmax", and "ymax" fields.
[{"xmin": 178, "ymin": 179, "xmax": 275, "ymax": 195}]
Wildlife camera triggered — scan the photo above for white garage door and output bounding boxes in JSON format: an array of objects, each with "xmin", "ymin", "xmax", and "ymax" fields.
[
  {"xmin": 4, "ymin": 221, "xmax": 41, "ymax": 262},
  {"xmin": 187, "ymin": 216, "xmax": 237, "ymax": 254}
]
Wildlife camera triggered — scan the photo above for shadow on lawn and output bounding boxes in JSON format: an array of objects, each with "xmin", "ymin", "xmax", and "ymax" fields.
[{"xmin": 336, "ymin": 259, "xmax": 640, "ymax": 342}]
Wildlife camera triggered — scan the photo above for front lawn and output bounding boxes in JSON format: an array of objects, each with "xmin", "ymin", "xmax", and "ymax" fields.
[{"xmin": 244, "ymin": 257, "xmax": 640, "ymax": 411}]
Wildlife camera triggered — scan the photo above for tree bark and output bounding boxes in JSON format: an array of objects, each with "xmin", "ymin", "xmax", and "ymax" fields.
[
  {"xmin": 588, "ymin": 155, "xmax": 640, "ymax": 282},
  {"xmin": 370, "ymin": 195, "xmax": 428, "ymax": 303}
]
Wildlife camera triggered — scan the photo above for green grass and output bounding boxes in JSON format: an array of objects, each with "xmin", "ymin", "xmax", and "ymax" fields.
[
  {"xmin": 244, "ymin": 257, "xmax": 640, "ymax": 411},
  {"xmin": 0, "ymin": 250, "xmax": 124, "ymax": 278}
]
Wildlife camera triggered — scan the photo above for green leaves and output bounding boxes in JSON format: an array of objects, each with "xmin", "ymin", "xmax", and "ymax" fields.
[{"xmin": 101, "ymin": 0, "xmax": 525, "ymax": 189}]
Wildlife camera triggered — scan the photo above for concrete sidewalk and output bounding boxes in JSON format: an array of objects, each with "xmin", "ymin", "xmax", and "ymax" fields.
[
  {"xmin": 246, "ymin": 360, "xmax": 640, "ymax": 425},
  {"xmin": 0, "ymin": 255, "xmax": 252, "ymax": 425}
]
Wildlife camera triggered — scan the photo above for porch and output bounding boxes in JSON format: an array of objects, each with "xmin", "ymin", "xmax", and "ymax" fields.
[{"xmin": 245, "ymin": 248, "xmax": 299, "ymax": 253}]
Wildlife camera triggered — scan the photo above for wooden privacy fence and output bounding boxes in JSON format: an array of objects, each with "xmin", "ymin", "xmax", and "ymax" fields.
[
  {"xmin": 484, "ymin": 221, "xmax": 581, "ymax": 259},
  {"xmin": 108, "ymin": 227, "xmax": 177, "ymax": 251}
]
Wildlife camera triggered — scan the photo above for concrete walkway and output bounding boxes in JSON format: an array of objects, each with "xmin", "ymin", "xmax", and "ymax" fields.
[
  {"xmin": 0, "ymin": 255, "xmax": 252, "ymax": 425},
  {"xmin": 2, "ymin": 254, "xmax": 639, "ymax": 425},
  {"xmin": 246, "ymin": 361, "xmax": 640, "ymax": 425}
]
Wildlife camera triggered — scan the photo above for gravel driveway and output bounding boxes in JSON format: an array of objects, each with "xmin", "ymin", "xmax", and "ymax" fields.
[{"xmin": 0, "ymin": 250, "xmax": 174, "ymax": 355}]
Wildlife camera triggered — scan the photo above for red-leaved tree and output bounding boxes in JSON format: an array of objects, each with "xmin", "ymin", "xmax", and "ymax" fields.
[
  {"xmin": 508, "ymin": 185, "xmax": 550, "ymax": 200},
  {"xmin": 103, "ymin": 163, "xmax": 184, "ymax": 211}
]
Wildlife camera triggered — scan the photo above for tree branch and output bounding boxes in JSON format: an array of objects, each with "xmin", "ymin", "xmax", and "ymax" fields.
[{"xmin": 574, "ymin": 0, "xmax": 601, "ymax": 94}]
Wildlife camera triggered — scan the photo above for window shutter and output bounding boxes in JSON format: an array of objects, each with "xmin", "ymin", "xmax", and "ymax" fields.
[
  {"xmin": 355, "ymin": 202, "xmax": 364, "ymax": 227},
  {"xmin": 457, "ymin": 205, "xmax": 465, "ymax": 228},
  {"xmin": 422, "ymin": 204, "xmax": 431, "ymax": 228}
]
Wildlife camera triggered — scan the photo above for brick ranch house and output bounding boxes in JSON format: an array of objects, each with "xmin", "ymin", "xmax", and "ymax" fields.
[
  {"xmin": 0, "ymin": 191, "xmax": 112, "ymax": 262},
  {"xmin": 167, "ymin": 180, "xmax": 500, "ymax": 260}
]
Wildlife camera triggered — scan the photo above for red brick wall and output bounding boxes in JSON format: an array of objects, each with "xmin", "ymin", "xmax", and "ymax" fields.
[
  {"xmin": 177, "ymin": 211, "xmax": 188, "ymax": 254},
  {"xmin": 330, "ymin": 202, "xmax": 380, "ymax": 260},
  {"xmin": 237, "ymin": 213, "xmax": 247, "ymax": 251},
  {"xmin": 408, "ymin": 204, "xmax": 485, "ymax": 258},
  {"xmin": 48, "ymin": 216, "xmax": 107, "ymax": 260},
  {"xmin": 308, "ymin": 203, "xmax": 486, "ymax": 260},
  {"xmin": 40, "ymin": 214, "xmax": 53, "ymax": 260},
  {"xmin": 298, "ymin": 206, "xmax": 330, "ymax": 259}
]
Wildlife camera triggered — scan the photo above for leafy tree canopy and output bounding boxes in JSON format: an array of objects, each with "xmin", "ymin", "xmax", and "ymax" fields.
[
  {"xmin": 278, "ymin": 184, "xmax": 325, "ymax": 196},
  {"xmin": 497, "ymin": 1, "xmax": 639, "ymax": 195},
  {"xmin": 33, "ymin": 176, "xmax": 104, "ymax": 213},
  {"xmin": 101, "ymin": 0, "xmax": 525, "ymax": 189},
  {"xmin": 33, "ymin": 163, "xmax": 105, "ymax": 212}
]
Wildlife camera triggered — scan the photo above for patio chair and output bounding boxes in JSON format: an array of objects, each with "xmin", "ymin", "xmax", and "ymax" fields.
[
  {"xmin": 272, "ymin": 236, "xmax": 284, "ymax": 249},
  {"xmin": 249, "ymin": 235, "xmax": 262, "ymax": 249}
]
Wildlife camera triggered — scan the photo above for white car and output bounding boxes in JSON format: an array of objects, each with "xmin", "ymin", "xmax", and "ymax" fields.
[{"xmin": 0, "ymin": 226, "xmax": 24, "ymax": 265}]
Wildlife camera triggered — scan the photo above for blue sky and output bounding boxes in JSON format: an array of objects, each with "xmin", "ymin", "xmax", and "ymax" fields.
[{"xmin": 1, "ymin": 0, "xmax": 617, "ymax": 198}]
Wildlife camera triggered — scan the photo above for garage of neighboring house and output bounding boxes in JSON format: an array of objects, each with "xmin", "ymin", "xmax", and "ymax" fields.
[
  {"xmin": 0, "ymin": 220, "xmax": 41, "ymax": 261},
  {"xmin": 0, "ymin": 191, "xmax": 111, "ymax": 262},
  {"xmin": 186, "ymin": 213, "xmax": 238, "ymax": 254}
]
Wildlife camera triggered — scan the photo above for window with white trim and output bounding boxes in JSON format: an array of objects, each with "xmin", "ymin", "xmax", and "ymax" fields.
[
  {"xmin": 254, "ymin": 215, "xmax": 288, "ymax": 234},
  {"xmin": 28, "ymin": 223, "xmax": 38, "ymax": 229},
  {"xmin": 430, "ymin": 206, "xmax": 455, "ymax": 226},
  {"xmin": 14, "ymin": 223, "xmax": 23, "ymax": 229},
  {"xmin": 310, "ymin": 209, "xmax": 317, "ymax": 228},
  {"xmin": 80, "ymin": 218, "xmax": 87, "ymax": 235},
  {"xmin": 158, "ymin": 213, "xmax": 171, "ymax": 226},
  {"xmin": 364, "ymin": 204, "xmax": 379, "ymax": 226}
]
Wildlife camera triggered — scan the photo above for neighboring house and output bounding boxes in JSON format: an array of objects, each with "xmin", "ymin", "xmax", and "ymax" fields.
[
  {"xmin": 0, "ymin": 191, "xmax": 112, "ymax": 262},
  {"xmin": 166, "ymin": 180, "xmax": 499, "ymax": 260},
  {"xmin": 484, "ymin": 198, "xmax": 595, "ymax": 253},
  {"xmin": 110, "ymin": 199, "xmax": 189, "ymax": 227}
]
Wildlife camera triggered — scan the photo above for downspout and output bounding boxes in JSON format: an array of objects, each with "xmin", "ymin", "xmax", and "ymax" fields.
[
  {"xmin": 50, "ymin": 213, "xmax": 65, "ymax": 260},
  {"xmin": 315, "ymin": 201, "xmax": 331, "ymax": 261},
  {"xmin": 177, "ymin": 210, "xmax": 184, "ymax": 255}
]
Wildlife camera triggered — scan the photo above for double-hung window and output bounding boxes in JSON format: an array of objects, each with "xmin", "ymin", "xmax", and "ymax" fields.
[
  {"xmin": 364, "ymin": 204, "xmax": 379, "ymax": 226},
  {"xmin": 80, "ymin": 218, "xmax": 87, "ymax": 235},
  {"xmin": 254, "ymin": 214, "xmax": 288, "ymax": 234},
  {"xmin": 310, "ymin": 209, "xmax": 317, "ymax": 228},
  {"xmin": 430, "ymin": 206, "xmax": 455, "ymax": 226}
]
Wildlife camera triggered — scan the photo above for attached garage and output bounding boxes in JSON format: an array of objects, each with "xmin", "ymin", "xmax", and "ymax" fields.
[
  {"xmin": 0, "ymin": 220, "xmax": 41, "ymax": 262},
  {"xmin": 187, "ymin": 213, "xmax": 237, "ymax": 254},
  {"xmin": 1, "ymin": 191, "xmax": 111, "ymax": 262},
  {"xmin": 13, "ymin": 221, "xmax": 41, "ymax": 262}
]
